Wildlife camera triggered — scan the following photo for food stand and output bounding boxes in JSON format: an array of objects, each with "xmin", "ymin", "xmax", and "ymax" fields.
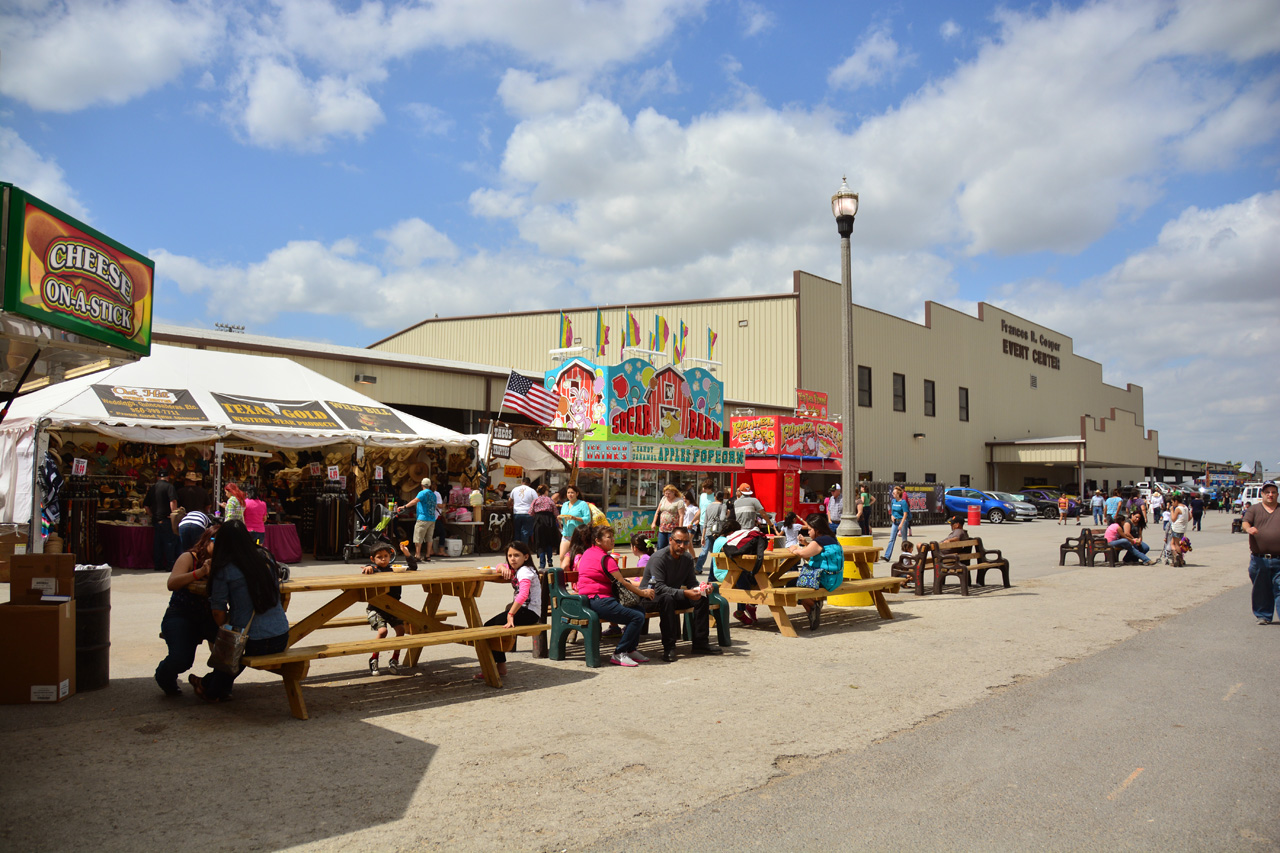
[
  {"xmin": 1, "ymin": 183, "xmax": 154, "ymax": 559},
  {"xmin": 728, "ymin": 413, "xmax": 844, "ymax": 520},
  {"xmin": 542, "ymin": 357, "xmax": 743, "ymax": 536}
]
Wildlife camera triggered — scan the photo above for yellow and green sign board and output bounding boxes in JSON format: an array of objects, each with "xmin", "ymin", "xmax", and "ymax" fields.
[{"xmin": 2, "ymin": 183, "xmax": 153, "ymax": 356}]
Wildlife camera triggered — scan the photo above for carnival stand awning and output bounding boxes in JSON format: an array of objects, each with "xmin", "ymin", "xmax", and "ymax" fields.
[
  {"xmin": 0, "ymin": 344, "xmax": 468, "ymax": 448},
  {"xmin": 468, "ymin": 433, "xmax": 571, "ymax": 476}
]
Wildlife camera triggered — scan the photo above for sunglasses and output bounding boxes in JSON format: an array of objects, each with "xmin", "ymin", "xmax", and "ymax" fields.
[{"xmin": 670, "ymin": 538, "xmax": 691, "ymax": 545}]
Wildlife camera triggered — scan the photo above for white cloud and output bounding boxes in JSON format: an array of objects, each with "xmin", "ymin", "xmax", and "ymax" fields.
[
  {"xmin": 739, "ymin": 1, "xmax": 774, "ymax": 37},
  {"xmin": 376, "ymin": 218, "xmax": 458, "ymax": 267},
  {"xmin": 0, "ymin": 128, "xmax": 90, "ymax": 220},
  {"xmin": 1177, "ymin": 74, "xmax": 1280, "ymax": 170},
  {"xmin": 992, "ymin": 192, "xmax": 1280, "ymax": 461},
  {"xmin": 828, "ymin": 24, "xmax": 913, "ymax": 91},
  {"xmin": 623, "ymin": 61, "xmax": 681, "ymax": 101},
  {"xmin": 940, "ymin": 20, "xmax": 961, "ymax": 40},
  {"xmin": 233, "ymin": 59, "xmax": 384, "ymax": 150},
  {"xmin": 404, "ymin": 102, "xmax": 455, "ymax": 136},
  {"xmin": 0, "ymin": 0, "xmax": 224, "ymax": 111},
  {"xmin": 497, "ymin": 70, "xmax": 587, "ymax": 118}
]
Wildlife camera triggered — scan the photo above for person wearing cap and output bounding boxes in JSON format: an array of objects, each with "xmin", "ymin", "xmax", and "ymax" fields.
[
  {"xmin": 177, "ymin": 471, "xmax": 209, "ymax": 515},
  {"xmin": 827, "ymin": 484, "xmax": 843, "ymax": 528},
  {"xmin": 1242, "ymin": 480, "xmax": 1280, "ymax": 625},
  {"xmin": 733, "ymin": 483, "xmax": 765, "ymax": 529},
  {"xmin": 941, "ymin": 515, "xmax": 968, "ymax": 543},
  {"xmin": 397, "ymin": 477, "xmax": 439, "ymax": 562},
  {"xmin": 144, "ymin": 469, "xmax": 179, "ymax": 572},
  {"xmin": 361, "ymin": 542, "xmax": 407, "ymax": 674}
]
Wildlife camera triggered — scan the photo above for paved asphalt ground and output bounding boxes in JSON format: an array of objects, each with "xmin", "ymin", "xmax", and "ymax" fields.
[{"xmin": 593, "ymin": 583, "xmax": 1279, "ymax": 853}]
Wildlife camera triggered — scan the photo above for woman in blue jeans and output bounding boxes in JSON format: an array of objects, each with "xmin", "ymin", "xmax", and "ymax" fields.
[
  {"xmin": 188, "ymin": 520, "xmax": 291, "ymax": 701},
  {"xmin": 882, "ymin": 486, "xmax": 911, "ymax": 561},
  {"xmin": 572, "ymin": 526, "xmax": 654, "ymax": 667}
]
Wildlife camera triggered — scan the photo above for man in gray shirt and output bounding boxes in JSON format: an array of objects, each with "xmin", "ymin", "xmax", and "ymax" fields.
[
  {"xmin": 643, "ymin": 527, "xmax": 722, "ymax": 662},
  {"xmin": 733, "ymin": 484, "xmax": 765, "ymax": 529}
]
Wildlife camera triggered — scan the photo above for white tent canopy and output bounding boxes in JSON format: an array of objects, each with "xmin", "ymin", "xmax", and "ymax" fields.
[
  {"xmin": 468, "ymin": 433, "xmax": 571, "ymax": 477},
  {"xmin": 0, "ymin": 344, "xmax": 470, "ymax": 523}
]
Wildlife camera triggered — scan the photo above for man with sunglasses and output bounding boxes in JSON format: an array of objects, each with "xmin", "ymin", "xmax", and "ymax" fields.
[
  {"xmin": 643, "ymin": 526, "xmax": 723, "ymax": 662},
  {"xmin": 1242, "ymin": 480, "xmax": 1280, "ymax": 625}
]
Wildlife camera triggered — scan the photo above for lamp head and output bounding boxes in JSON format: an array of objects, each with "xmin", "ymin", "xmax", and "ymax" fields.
[{"xmin": 832, "ymin": 176, "xmax": 858, "ymax": 237}]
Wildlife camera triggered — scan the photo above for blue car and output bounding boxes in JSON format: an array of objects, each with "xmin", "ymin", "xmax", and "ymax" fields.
[{"xmin": 943, "ymin": 487, "xmax": 1015, "ymax": 524}]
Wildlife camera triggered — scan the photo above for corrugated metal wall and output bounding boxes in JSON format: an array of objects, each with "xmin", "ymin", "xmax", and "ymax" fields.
[{"xmin": 371, "ymin": 297, "xmax": 800, "ymax": 408}]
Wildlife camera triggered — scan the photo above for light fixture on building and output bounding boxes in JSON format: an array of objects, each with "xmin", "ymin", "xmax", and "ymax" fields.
[
  {"xmin": 831, "ymin": 175, "xmax": 860, "ymax": 538},
  {"xmin": 913, "ymin": 433, "xmax": 925, "ymax": 439},
  {"xmin": 732, "ymin": 407, "xmax": 755, "ymax": 416},
  {"xmin": 738, "ymin": 319, "xmax": 748, "ymax": 327},
  {"xmin": 355, "ymin": 374, "xmax": 377, "ymax": 384}
]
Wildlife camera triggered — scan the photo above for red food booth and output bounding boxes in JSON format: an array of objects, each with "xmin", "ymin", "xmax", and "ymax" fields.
[{"xmin": 728, "ymin": 414, "xmax": 843, "ymax": 520}]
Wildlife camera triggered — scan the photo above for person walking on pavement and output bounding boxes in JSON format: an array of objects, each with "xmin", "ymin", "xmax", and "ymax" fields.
[
  {"xmin": 882, "ymin": 486, "xmax": 910, "ymax": 562},
  {"xmin": 1242, "ymin": 481, "xmax": 1280, "ymax": 625},
  {"xmin": 858, "ymin": 481, "xmax": 875, "ymax": 537},
  {"xmin": 1190, "ymin": 493, "xmax": 1205, "ymax": 531},
  {"xmin": 1091, "ymin": 490, "xmax": 1105, "ymax": 526},
  {"xmin": 509, "ymin": 477, "xmax": 537, "ymax": 546}
]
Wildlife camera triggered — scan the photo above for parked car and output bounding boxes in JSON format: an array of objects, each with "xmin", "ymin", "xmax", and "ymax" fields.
[
  {"xmin": 943, "ymin": 487, "xmax": 1016, "ymax": 524},
  {"xmin": 989, "ymin": 491, "xmax": 1039, "ymax": 521},
  {"xmin": 1019, "ymin": 487, "xmax": 1080, "ymax": 518}
]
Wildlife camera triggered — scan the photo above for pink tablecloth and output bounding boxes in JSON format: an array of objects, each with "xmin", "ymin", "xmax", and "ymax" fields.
[
  {"xmin": 264, "ymin": 524, "xmax": 302, "ymax": 563},
  {"xmin": 97, "ymin": 523, "xmax": 154, "ymax": 569}
]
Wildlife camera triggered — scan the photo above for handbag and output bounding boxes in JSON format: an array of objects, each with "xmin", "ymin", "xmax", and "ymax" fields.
[
  {"xmin": 796, "ymin": 563, "xmax": 823, "ymax": 589},
  {"xmin": 207, "ymin": 613, "xmax": 255, "ymax": 674}
]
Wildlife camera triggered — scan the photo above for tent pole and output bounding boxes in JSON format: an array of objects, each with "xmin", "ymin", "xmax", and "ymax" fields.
[{"xmin": 0, "ymin": 347, "xmax": 41, "ymax": 425}]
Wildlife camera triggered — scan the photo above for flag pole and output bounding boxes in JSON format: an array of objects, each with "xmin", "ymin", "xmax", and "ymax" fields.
[{"xmin": 483, "ymin": 374, "xmax": 505, "ymax": 491}]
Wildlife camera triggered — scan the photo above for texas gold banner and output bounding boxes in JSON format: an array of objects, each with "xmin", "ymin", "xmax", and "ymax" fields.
[{"xmin": 212, "ymin": 393, "xmax": 340, "ymax": 429}]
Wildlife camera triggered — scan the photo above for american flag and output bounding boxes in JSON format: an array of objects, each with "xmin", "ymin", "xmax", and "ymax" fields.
[{"xmin": 500, "ymin": 371, "xmax": 559, "ymax": 425}]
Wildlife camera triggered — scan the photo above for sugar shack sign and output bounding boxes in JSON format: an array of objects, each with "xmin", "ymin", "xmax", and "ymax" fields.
[
  {"xmin": 212, "ymin": 393, "xmax": 340, "ymax": 429},
  {"xmin": 2, "ymin": 184, "xmax": 153, "ymax": 355},
  {"xmin": 93, "ymin": 385, "xmax": 206, "ymax": 422}
]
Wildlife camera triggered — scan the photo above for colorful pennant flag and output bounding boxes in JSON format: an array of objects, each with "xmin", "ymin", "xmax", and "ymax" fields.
[
  {"xmin": 558, "ymin": 312, "xmax": 573, "ymax": 348},
  {"xmin": 708, "ymin": 327, "xmax": 718, "ymax": 361},
  {"xmin": 655, "ymin": 315, "xmax": 670, "ymax": 352},
  {"xmin": 625, "ymin": 311, "xmax": 641, "ymax": 348},
  {"xmin": 596, "ymin": 308, "xmax": 609, "ymax": 357},
  {"xmin": 674, "ymin": 320, "xmax": 689, "ymax": 363}
]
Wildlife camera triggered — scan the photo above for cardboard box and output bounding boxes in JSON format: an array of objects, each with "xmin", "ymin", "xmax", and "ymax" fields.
[
  {"xmin": 0, "ymin": 530, "xmax": 27, "ymax": 560},
  {"xmin": 0, "ymin": 557, "xmax": 9, "ymax": 585},
  {"xmin": 0, "ymin": 597, "xmax": 76, "ymax": 704},
  {"xmin": 8, "ymin": 554, "xmax": 78, "ymax": 601}
]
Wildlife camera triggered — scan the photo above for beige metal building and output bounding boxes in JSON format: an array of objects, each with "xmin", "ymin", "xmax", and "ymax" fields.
[{"xmin": 367, "ymin": 270, "xmax": 1161, "ymax": 493}]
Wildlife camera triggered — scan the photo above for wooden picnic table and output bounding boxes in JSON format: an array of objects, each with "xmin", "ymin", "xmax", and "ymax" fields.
[
  {"xmin": 713, "ymin": 545, "xmax": 901, "ymax": 638},
  {"xmin": 200, "ymin": 567, "xmax": 547, "ymax": 719}
]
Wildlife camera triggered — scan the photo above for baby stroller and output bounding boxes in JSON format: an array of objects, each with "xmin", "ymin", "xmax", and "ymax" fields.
[{"xmin": 342, "ymin": 498, "xmax": 401, "ymax": 564}]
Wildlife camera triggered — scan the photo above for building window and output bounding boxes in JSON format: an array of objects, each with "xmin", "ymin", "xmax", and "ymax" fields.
[
  {"xmin": 960, "ymin": 474, "xmax": 971, "ymax": 487},
  {"xmin": 857, "ymin": 365, "xmax": 872, "ymax": 407},
  {"xmin": 892, "ymin": 373, "xmax": 905, "ymax": 412},
  {"xmin": 858, "ymin": 471, "xmax": 873, "ymax": 482},
  {"xmin": 923, "ymin": 379, "xmax": 935, "ymax": 417},
  {"xmin": 924, "ymin": 473, "xmax": 937, "ymax": 484},
  {"xmin": 959, "ymin": 386, "xmax": 969, "ymax": 422},
  {"xmin": 893, "ymin": 471, "xmax": 906, "ymax": 482},
  {"xmin": 1030, "ymin": 374, "xmax": 1038, "ymax": 389}
]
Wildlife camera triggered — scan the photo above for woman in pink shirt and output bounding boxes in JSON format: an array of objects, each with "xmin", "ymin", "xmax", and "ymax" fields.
[
  {"xmin": 243, "ymin": 485, "xmax": 269, "ymax": 546},
  {"xmin": 574, "ymin": 526, "xmax": 654, "ymax": 667}
]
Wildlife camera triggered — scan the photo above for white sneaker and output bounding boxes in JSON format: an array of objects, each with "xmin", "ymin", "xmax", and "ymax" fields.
[
  {"xmin": 629, "ymin": 650, "xmax": 650, "ymax": 663},
  {"xmin": 610, "ymin": 652, "xmax": 639, "ymax": 667}
]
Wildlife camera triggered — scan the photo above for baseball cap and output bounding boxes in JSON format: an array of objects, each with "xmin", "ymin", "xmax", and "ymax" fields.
[
  {"xmin": 831, "ymin": 484, "xmax": 841, "ymax": 491},
  {"xmin": 949, "ymin": 515, "xmax": 964, "ymax": 525},
  {"xmin": 1263, "ymin": 480, "xmax": 1278, "ymax": 490},
  {"xmin": 421, "ymin": 477, "xmax": 432, "ymax": 488}
]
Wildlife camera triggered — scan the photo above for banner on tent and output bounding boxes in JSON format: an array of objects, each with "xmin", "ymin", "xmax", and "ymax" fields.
[
  {"xmin": 326, "ymin": 400, "xmax": 414, "ymax": 435},
  {"xmin": 93, "ymin": 384, "xmax": 207, "ymax": 422},
  {"xmin": 211, "ymin": 392, "xmax": 340, "ymax": 430}
]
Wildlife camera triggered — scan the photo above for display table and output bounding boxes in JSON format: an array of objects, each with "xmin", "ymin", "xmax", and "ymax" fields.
[
  {"xmin": 264, "ymin": 523, "xmax": 302, "ymax": 563},
  {"xmin": 441, "ymin": 519, "xmax": 481, "ymax": 555},
  {"xmin": 96, "ymin": 522, "xmax": 154, "ymax": 569}
]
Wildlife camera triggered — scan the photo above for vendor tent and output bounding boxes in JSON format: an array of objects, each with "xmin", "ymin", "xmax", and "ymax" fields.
[
  {"xmin": 1, "ymin": 344, "xmax": 470, "ymax": 523},
  {"xmin": 468, "ymin": 433, "xmax": 572, "ymax": 478}
]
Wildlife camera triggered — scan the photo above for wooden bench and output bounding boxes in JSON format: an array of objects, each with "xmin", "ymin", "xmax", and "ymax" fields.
[
  {"xmin": 243, "ymin": 622, "xmax": 549, "ymax": 720},
  {"xmin": 548, "ymin": 568, "xmax": 731, "ymax": 667},
  {"xmin": 712, "ymin": 550, "xmax": 902, "ymax": 636},
  {"xmin": 914, "ymin": 538, "xmax": 1010, "ymax": 595},
  {"xmin": 890, "ymin": 550, "xmax": 934, "ymax": 595},
  {"xmin": 289, "ymin": 610, "xmax": 456, "ymax": 631},
  {"xmin": 1084, "ymin": 532, "xmax": 1124, "ymax": 567},
  {"xmin": 1059, "ymin": 529, "xmax": 1094, "ymax": 565}
]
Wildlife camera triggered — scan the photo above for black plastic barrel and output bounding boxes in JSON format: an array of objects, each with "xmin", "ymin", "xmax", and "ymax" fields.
[{"xmin": 74, "ymin": 567, "xmax": 112, "ymax": 691}]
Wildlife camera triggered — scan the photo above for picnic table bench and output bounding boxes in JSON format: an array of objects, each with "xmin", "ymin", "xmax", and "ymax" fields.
[
  {"xmin": 236, "ymin": 567, "xmax": 547, "ymax": 719},
  {"xmin": 547, "ymin": 566, "xmax": 731, "ymax": 667},
  {"xmin": 712, "ymin": 545, "xmax": 901, "ymax": 637}
]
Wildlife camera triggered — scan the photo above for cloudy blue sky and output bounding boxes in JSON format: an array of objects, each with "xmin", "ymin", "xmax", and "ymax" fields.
[{"xmin": 2, "ymin": 0, "xmax": 1278, "ymax": 467}]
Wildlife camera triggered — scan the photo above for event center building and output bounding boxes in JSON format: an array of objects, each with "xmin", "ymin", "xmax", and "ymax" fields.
[{"xmin": 157, "ymin": 270, "xmax": 1212, "ymax": 498}]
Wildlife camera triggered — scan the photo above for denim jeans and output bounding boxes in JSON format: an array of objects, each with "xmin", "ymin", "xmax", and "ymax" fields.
[
  {"xmin": 656, "ymin": 530, "xmax": 671, "ymax": 551},
  {"xmin": 1093, "ymin": 507, "xmax": 1104, "ymax": 526},
  {"xmin": 1108, "ymin": 537, "xmax": 1149, "ymax": 563},
  {"xmin": 153, "ymin": 522, "xmax": 178, "ymax": 572},
  {"xmin": 201, "ymin": 631, "xmax": 289, "ymax": 699},
  {"xmin": 512, "ymin": 514, "xmax": 533, "ymax": 545},
  {"xmin": 1249, "ymin": 555, "xmax": 1280, "ymax": 622},
  {"xmin": 178, "ymin": 524, "xmax": 205, "ymax": 552},
  {"xmin": 155, "ymin": 608, "xmax": 215, "ymax": 690},
  {"xmin": 884, "ymin": 517, "xmax": 910, "ymax": 560},
  {"xmin": 585, "ymin": 596, "xmax": 645, "ymax": 654},
  {"xmin": 1118, "ymin": 539, "xmax": 1150, "ymax": 561}
]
